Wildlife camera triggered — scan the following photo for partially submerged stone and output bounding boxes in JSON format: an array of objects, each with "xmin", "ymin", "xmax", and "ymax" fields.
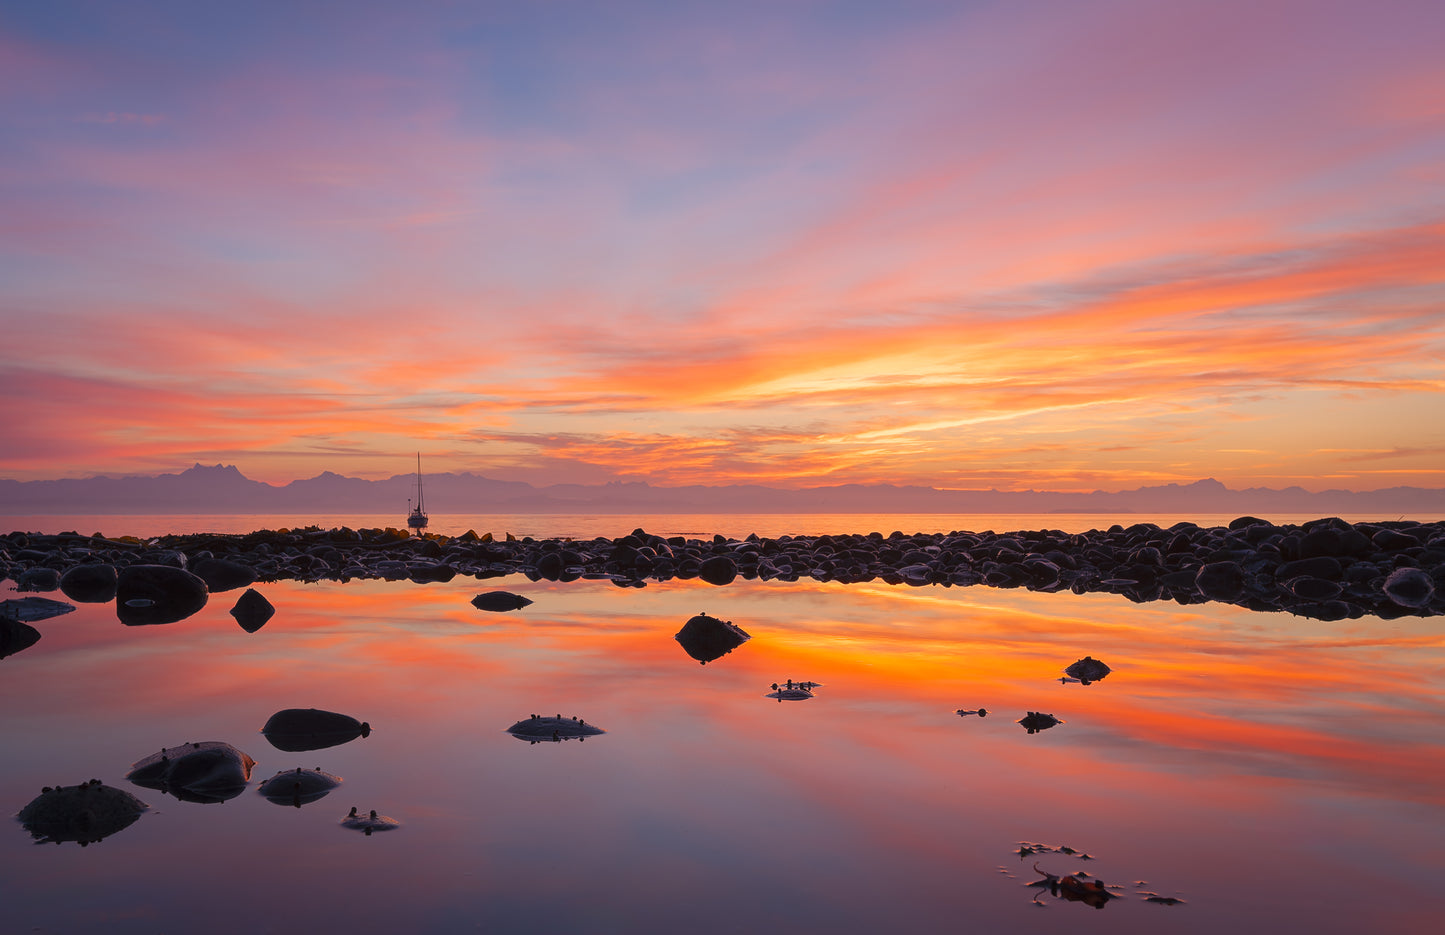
[
  {"xmin": 1018, "ymin": 712, "xmax": 1063, "ymax": 734},
  {"xmin": 257, "ymin": 767, "xmax": 343, "ymax": 807},
  {"xmin": 126, "ymin": 740, "xmax": 256, "ymax": 803},
  {"xmin": 191, "ymin": 557, "xmax": 257, "ymax": 593},
  {"xmin": 765, "ymin": 687, "xmax": 813, "ymax": 701},
  {"xmin": 261, "ymin": 708, "xmax": 371, "ymax": 752},
  {"xmin": 116, "ymin": 564, "xmax": 209, "ymax": 626},
  {"xmin": 341, "ymin": 806, "xmax": 400, "ymax": 835},
  {"xmin": 470, "ymin": 591, "xmax": 533, "ymax": 612},
  {"xmin": 230, "ymin": 588, "xmax": 275, "ymax": 632},
  {"xmin": 0, "ymin": 596, "xmax": 76, "ymax": 623},
  {"xmin": 17, "ymin": 780, "xmax": 148, "ymax": 845},
  {"xmin": 674, "ymin": 612, "xmax": 751, "ymax": 664},
  {"xmin": 1063, "ymin": 656, "xmax": 1111, "ymax": 685},
  {"xmin": 505, "ymin": 714, "xmax": 606, "ymax": 743}
]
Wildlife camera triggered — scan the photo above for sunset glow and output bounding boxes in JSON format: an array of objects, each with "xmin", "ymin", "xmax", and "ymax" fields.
[{"xmin": 2, "ymin": 1, "xmax": 1442, "ymax": 489}]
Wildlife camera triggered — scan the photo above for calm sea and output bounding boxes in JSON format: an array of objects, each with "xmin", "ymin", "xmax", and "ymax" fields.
[
  {"xmin": 7, "ymin": 511, "xmax": 1443, "ymax": 539},
  {"xmin": 4, "ymin": 512, "xmax": 1442, "ymax": 933}
]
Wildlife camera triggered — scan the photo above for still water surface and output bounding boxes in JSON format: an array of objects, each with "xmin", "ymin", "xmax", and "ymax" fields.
[{"xmin": 3, "ymin": 513, "xmax": 1444, "ymax": 933}]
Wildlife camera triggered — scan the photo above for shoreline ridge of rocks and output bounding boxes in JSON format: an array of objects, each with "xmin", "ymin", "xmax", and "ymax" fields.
[{"xmin": 3, "ymin": 516, "xmax": 1442, "ymax": 620}]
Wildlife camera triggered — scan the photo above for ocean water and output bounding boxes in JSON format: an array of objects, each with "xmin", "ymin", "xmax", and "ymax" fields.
[
  {"xmin": 2, "ymin": 513, "xmax": 1442, "ymax": 933},
  {"xmin": 6, "ymin": 510, "xmax": 1443, "ymax": 540}
]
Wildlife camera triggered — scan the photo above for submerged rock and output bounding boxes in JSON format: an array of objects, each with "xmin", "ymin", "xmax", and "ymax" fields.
[
  {"xmin": 192, "ymin": 557, "xmax": 257, "ymax": 593},
  {"xmin": 505, "ymin": 714, "xmax": 605, "ymax": 743},
  {"xmin": 257, "ymin": 767, "xmax": 343, "ymax": 807},
  {"xmin": 230, "ymin": 588, "xmax": 275, "ymax": 632},
  {"xmin": 674, "ymin": 612, "xmax": 751, "ymax": 664},
  {"xmin": 470, "ymin": 591, "xmax": 534, "ymax": 612},
  {"xmin": 341, "ymin": 806, "xmax": 400, "ymax": 834},
  {"xmin": 125, "ymin": 740, "xmax": 256, "ymax": 803},
  {"xmin": 261, "ymin": 708, "xmax": 371, "ymax": 752},
  {"xmin": 17, "ymin": 780, "xmax": 148, "ymax": 845},
  {"xmin": 1382, "ymin": 567, "xmax": 1435, "ymax": 608}
]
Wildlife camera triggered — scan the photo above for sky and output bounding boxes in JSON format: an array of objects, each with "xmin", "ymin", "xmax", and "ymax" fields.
[{"xmin": 1, "ymin": 0, "xmax": 1443, "ymax": 491}]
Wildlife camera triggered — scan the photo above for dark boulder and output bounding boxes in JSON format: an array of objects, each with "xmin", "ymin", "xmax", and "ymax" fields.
[
  {"xmin": 116, "ymin": 564, "xmax": 209, "ymax": 626},
  {"xmin": 191, "ymin": 558, "xmax": 256, "ymax": 593},
  {"xmin": 18, "ymin": 780, "xmax": 148, "ymax": 845},
  {"xmin": 1382, "ymin": 567, "xmax": 1435, "ymax": 608},
  {"xmin": 125, "ymin": 740, "xmax": 256, "ymax": 803},
  {"xmin": 257, "ymin": 767, "xmax": 343, "ymax": 807},
  {"xmin": 505, "ymin": 714, "xmax": 606, "ymax": 742},
  {"xmin": 698, "ymin": 555, "xmax": 738, "ymax": 586},
  {"xmin": 262, "ymin": 708, "xmax": 371, "ymax": 751},
  {"xmin": 675, "ymin": 612, "xmax": 751, "ymax": 664},
  {"xmin": 471, "ymin": 591, "xmax": 533, "ymax": 612},
  {"xmin": 230, "ymin": 588, "xmax": 275, "ymax": 632},
  {"xmin": 60, "ymin": 564, "xmax": 118, "ymax": 602},
  {"xmin": 1195, "ymin": 562, "xmax": 1246, "ymax": 601}
]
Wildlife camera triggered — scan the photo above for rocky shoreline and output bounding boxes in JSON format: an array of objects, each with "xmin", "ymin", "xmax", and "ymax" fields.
[{"xmin": 3, "ymin": 517, "xmax": 1443, "ymax": 620}]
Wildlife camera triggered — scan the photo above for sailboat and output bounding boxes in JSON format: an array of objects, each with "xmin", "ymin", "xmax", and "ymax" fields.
[{"xmin": 406, "ymin": 453, "xmax": 429, "ymax": 532}]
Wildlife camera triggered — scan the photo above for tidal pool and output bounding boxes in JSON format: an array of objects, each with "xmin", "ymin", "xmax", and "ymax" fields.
[{"xmin": 2, "ymin": 574, "xmax": 1441, "ymax": 933}]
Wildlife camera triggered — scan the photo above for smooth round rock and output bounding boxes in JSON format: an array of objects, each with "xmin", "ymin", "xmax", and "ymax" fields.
[
  {"xmin": 340, "ymin": 807, "xmax": 399, "ymax": 834},
  {"xmin": 505, "ymin": 714, "xmax": 606, "ymax": 742},
  {"xmin": 116, "ymin": 565, "xmax": 209, "ymax": 626},
  {"xmin": 230, "ymin": 588, "xmax": 275, "ymax": 632},
  {"xmin": 257, "ymin": 767, "xmax": 343, "ymax": 806},
  {"xmin": 470, "ymin": 591, "xmax": 533, "ymax": 612},
  {"xmin": 262, "ymin": 708, "xmax": 371, "ymax": 752},
  {"xmin": 59, "ymin": 564, "xmax": 118, "ymax": 602},
  {"xmin": 1382, "ymin": 567, "xmax": 1435, "ymax": 608},
  {"xmin": 125, "ymin": 740, "xmax": 256, "ymax": 803},
  {"xmin": 1195, "ymin": 562, "xmax": 1246, "ymax": 601},
  {"xmin": 674, "ymin": 612, "xmax": 750, "ymax": 664}
]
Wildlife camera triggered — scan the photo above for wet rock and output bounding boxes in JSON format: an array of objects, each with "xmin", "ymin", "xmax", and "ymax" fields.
[
  {"xmin": 262, "ymin": 708, "xmax": 371, "ymax": 751},
  {"xmin": 17, "ymin": 780, "xmax": 149, "ymax": 845},
  {"xmin": 1064, "ymin": 656, "xmax": 1111, "ymax": 684},
  {"xmin": 115, "ymin": 564, "xmax": 209, "ymax": 626},
  {"xmin": 674, "ymin": 612, "xmax": 751, "ymax": 664},
  {"xmin": 230, "ymin": 588, "xmax": 275, "ymax": 632},
  {"xmin": 1019, "ymin": 711, "xmax": 1062, "ymax": 734},
  {"xmin": 470, "ymin": 591, "xmax": 533, "ymax": 612},
  {"xmin": 766, "ymin": 687, "xmax": 813, "ymax": 701},
  {"xmin": 257, "ymin": 767, "xmax": 343, "ymax": 807},
  {"xmin": 1, "ymin": 596, "xmax": 76, "ymax": 623},
  {"xmin": 1195, "ymin": 562, "xmax": 1246, "ymax": 601},
  {"xmin": 698, "ymin": 555, "xmax": 738, "ymax": 586},
  {"xmin": 1283, "ymin": 576, "xmax": 1342, "ymax": 601},
  {"xmin": 126, "ymin": 740, "xmax": 256, "ymax": 803},
  {"xmin": 16, "ymin": 567, "xmax": 60, "ymax": 592},
  {"xmin": 340, "ymin": 806, "xmax": 399, "ymax": 834},
  {"xmin": 59, "ymin": 564, "xmax": 118, "ymax": 602},
  {"xmin": 505, "ymin": 713, "xmax": 605, "ymax": 742},
  {"xmin": 191, "ymin": 557, "xmax": 256, "ymax": 593},
  {"xmin": 1382, "ymin": 567, "xmax": 1435, "ymax": 608}
]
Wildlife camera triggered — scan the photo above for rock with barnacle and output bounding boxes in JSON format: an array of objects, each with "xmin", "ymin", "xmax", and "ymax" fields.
[
  {"xmin": 1018, "ymin": 712, "xmax": 1063, "ymax": 734},
  {"xmin": 125, "ymin": 740, "xmax": 256, "ymax": 803},
  {"xmin": 505, "ymin": 714, "xmax": 606, "ymax": 743},
  {"xmin": 261, "ymin": 708, "xmax": 371, "ymax": 751},
  {"xmin": 257, "ymin": 767, "xmax": 343, "ymax": 807},
  {"xmin": 674, "ymin": 612, "xmax": 750, "ymax": 664},
  {"xmin": 17, "ymin": 780, "xmax": 149, "ymax": 845},
  {"xmin": 1063, "ymin": 656, "xmax": 1111, "ymax": 685},
  {"xmin": 341, "ymin": 806, "xmax": 400, "ymax": 835}
]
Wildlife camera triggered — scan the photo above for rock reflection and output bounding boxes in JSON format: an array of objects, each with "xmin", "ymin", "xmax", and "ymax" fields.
[
  {"xmin": 505, "ymin": 714, "xmax": 605, "ymax": 743},
  {"xmin": 17, "ymin": 780, "xmax": 148, "ymax": 846},
  {"xmin": 1029, "ymin": 863, "xmax": 1115, "ymax": 908},
  {"xmin": 2, "ymin": 596, "xmax": 77, "ymax": 622},
  {"xmin": 257, "ymin": 767, "xmax": 343, "ymax": 807},
  {"xmin": 0, "ymin": 615, "xmax": 42, "ymax": 659},
  {"xmin": 674, "ymin": 612, "xmax": 750, "ymax": 664},
  {"xmin": 261, "ymin": 708, "xmax": 371, "ymax": 752},
  {"xmin": 125, "ymin": 740, "xmax": 256, "ymax": 803},
  {"xmin": 230, "ymin": 587, "xmax": 274, "ymax": 632}
]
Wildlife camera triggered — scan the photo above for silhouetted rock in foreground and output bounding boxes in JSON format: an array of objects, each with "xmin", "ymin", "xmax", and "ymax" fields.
[
  {"xmin": 18, "ymin": 780, "xmax": 148, "ymax": 845},
  {"xmin": 126, "ymin": 740, "xmax": 256, "ymax": 803},
  {"xmin": 261, "ymin": 708, "xmax": 371, "ymax": 752},
  {"xmin": 675, "ymin": 612, "xmax": 751, "ymax": 664}
]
